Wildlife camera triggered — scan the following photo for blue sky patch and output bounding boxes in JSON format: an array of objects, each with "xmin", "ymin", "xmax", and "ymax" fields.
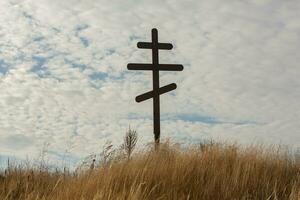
[
  {"xmin": 129, "ymin": 35, "xmax": 142, "ymax": 41},
  {"xmin": 105, "ymin": 48, "xmax": 116, "ymax": 56},
  {"xmin": 162, "ymin": 113, "xmax": 258, "ymax": 125},
  {"xmin": 47, "ymin": 150, "xmax": 80, "ymax": 166},
  {"xmin": 33, "ymin": 36, "xmax": 44, "ymax": 42},
  {"xmin": 79, "ymin": 36, "xmax": 89, "ymax": 47},
  {"xmin": 89, "ymin": 72, "xmax": 108, "ymax": 80},
  {"xmin": 127, "ymin": 113, "xmax": 152, "ymax": 120},
  {"xmin": 30, "ymin": 56, "xmax": 51, "ymax": 77},
  {"xmin": 75, "ymin": 24, "xmax": 90, "ymax": 47},
  {"xmin": 75, "ymin": 24, "xmax": 89, "ymax": 32},
  {"xmin": 127, "ymin": 112, "xmax": 256, "ymax": 125},
  {"xmin": 22, "ymin": 11, "xmax": 33, "ymax": 20},
  {"xmin": 162, "ymin": 113, "xmax": 221, "ymax": 124},
  {"xmin": 64, "ymin": 58, "xmax": 86, "ymax": 71},
  {"xmin": 0, "ymin": 60, "xmax": 9, "ymax": 74}
]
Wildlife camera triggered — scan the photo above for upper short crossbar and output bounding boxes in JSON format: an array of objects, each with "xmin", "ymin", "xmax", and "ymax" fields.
[{"xmin": 137, "ymin": 42, "xmax": 173, "ymax": 50}]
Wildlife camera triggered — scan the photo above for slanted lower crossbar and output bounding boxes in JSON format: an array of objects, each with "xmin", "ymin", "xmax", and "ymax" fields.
[{"xmin": 136, "ymin": 83, "xmax": 177, "ymax": 103}]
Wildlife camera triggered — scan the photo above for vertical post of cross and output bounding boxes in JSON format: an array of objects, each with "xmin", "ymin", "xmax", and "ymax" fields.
[{"xmin": 151, "ymin": 28, "xmax": 160, "ymax": 147}]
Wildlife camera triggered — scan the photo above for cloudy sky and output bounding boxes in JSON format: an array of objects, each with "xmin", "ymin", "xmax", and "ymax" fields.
[{"xmin": 0, "ymin": 0, "xmax": 299, "ymax": 166}]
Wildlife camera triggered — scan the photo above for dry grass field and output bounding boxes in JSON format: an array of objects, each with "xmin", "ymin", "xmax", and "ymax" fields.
[{"xmin": 0, "ymin": 133, "xmax": 299, "ymax": 200}]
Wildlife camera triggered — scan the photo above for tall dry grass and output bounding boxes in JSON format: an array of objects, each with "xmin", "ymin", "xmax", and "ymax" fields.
[{"xmin": 0, "ymin": 141, "xmax": 299, "ymax": 200}]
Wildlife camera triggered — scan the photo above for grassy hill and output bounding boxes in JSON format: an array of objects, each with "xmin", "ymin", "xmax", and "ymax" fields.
[{"xmin": 0, "ymin": 134, "xmax": 299, "ymax": 199}]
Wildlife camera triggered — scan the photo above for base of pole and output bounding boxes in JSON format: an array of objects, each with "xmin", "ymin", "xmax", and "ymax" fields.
[{"xmin": 154, "ymin": 138, "xmax": 160, "ymax": 151}]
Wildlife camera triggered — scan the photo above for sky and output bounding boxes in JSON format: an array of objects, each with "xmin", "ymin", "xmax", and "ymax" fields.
[{"xmin": 0, "ymin": 0, "xmax": 299, "ymax": 166}]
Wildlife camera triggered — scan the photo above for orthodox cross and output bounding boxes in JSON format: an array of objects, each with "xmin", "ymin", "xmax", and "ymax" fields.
[{"xmin": 127, "ymin": 28, "xmax": 184, "ymax": 146}]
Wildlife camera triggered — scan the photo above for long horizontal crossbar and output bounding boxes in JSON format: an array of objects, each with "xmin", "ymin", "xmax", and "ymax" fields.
[
  {"xmin": 127, "ymin": 63, "xmax": 184, "ymax": 71},
  {"xmin": 137, "ymin": 42, "xmax": 173, "ymax": 50},
  {"xmin": 135, "ymin": 83, "xmax": 177, "ymax": 103}
]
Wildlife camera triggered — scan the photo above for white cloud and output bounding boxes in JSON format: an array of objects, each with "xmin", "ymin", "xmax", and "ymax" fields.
[{"xmin": 0, "ymin": 0, "xmax": 299, "ymax": 165}]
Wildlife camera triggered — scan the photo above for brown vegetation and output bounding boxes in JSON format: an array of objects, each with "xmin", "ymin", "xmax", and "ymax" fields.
[{"xmin": 0, "ymin": 140, "xmax": 299, "ymax": 200}]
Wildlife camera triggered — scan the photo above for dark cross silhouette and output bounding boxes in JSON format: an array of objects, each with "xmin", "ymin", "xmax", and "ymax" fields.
[{"xmin": 127, "ymin": 28, "xmax": 184, "ymax": 147}]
